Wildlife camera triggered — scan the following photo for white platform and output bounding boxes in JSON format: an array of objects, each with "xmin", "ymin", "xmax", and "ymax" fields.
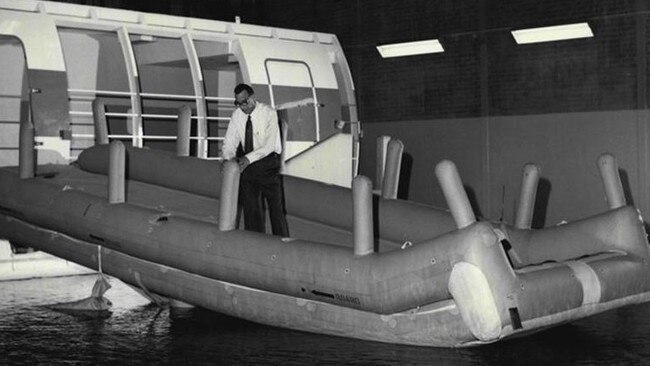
[{"xmin": 0, "ymin": 239, "xmax": 95, "ymax": 281}]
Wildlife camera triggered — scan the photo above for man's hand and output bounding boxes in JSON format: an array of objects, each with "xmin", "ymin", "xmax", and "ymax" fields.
[
  {"xmin": 237, "ymin": 157, "xmax": 250, "ymax": 172},
  {"xmin": 220, "ymin": 159, "xmax": 230, "ymax": 173}
]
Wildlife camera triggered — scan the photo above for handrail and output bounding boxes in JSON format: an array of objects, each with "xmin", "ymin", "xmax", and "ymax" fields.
[
  {"xmin": 68, "ymin": 89, "xmax": 234, "ymax": 103},
  {"xmin": 70, "ymin": 111, "xmax": 137, "ymax": 118},
  {"xmin": 70, "ymin": 111, "xmax": 230, "ymax": 121},
  {"xmin": 72, "ymin": 134, "xmax": 224, "ymax": 141},
  {"xmin": 284, "ymin": 132, "xmax": 340, "ymax": 164},
  {"xmin": 205, "ymin": 96, "xmax": 235, "ymax": 102},
  {"xmin": 139, "ymin": 92, "xmax": 197, "ymax": 100},
  {"xmin": 69, "ymin": 88, "xmax": 232, "ymax": 158},
  {"xmin": 68, "ymin": 88, "xmax": 134, "ymax": 96}
]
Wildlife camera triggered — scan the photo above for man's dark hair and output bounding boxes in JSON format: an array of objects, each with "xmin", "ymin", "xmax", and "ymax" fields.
[{"xmin": 234, "ymin": 83, "xmax": 254, "ymax": 95}]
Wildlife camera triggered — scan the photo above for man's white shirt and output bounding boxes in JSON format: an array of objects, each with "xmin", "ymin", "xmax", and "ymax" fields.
[{"xmin": 221, "ymin": 102, "xmax": 282, "ymax": 164}]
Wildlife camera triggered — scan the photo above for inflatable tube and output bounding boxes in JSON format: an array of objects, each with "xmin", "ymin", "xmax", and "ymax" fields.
[
  {"xmin": 0, "ymin": 213, "xmax": 476, "ymax": 347},
  {"xmin": 77, "ymin": 144, "xmax": 223, "ymax": 198},
  {"xmin": 0, "ymin": 167, "xmax": 488, "ymax": 314},
  {"xmin": 504, "ymin": 207, "xmax": 649, "ymax": 265},
  {"xmin": 4, "ymin": 147, "xmax": 650, "ymax": 347},
  {"xmin": 77, "ymin": 145, "xmax": 457, "ymax": 244}
]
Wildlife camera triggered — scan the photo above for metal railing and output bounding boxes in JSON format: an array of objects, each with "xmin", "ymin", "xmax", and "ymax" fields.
[{"xmin": 68, "ymin": 88, "xmax": 233, "ymax": 159}]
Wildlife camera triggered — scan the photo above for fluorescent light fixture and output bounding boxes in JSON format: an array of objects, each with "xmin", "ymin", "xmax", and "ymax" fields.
[
  {"xmin": 377, "ymin": 39, "xmax": 444, "ymax": 58},
  {"xmin": 512, "ymin": 22, "xmax": 593, "ymax": 44}
]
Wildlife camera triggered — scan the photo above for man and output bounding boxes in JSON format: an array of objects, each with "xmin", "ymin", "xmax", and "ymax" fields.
[{"xmin": 221, "ymin": 83, "xmax": 289, "ymax": 237}]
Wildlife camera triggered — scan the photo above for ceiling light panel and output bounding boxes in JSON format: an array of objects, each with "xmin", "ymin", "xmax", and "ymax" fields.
[
  {"xmin": 377, "ymin": 39, "xmax": 444, "ymax": 58},
  {"xmin": 512, "ymin": 22, "xmax": 593, "ymax": 44}
]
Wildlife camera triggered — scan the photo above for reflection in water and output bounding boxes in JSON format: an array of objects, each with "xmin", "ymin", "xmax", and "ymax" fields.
[{"xmin": 2, "ymin": 275, "xmax": 650, "ymax": 365}]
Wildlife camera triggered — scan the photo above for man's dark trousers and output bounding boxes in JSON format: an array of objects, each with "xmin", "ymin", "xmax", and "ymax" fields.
[{"xmin": 239, "ymin": 153, "xmax": 289, "ymax": 236}]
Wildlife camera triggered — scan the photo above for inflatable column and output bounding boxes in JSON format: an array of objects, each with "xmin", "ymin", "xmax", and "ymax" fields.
[
  {"xmin": 353, "ymin": 175, "xmax": 374, "ymax": 256},
  {"xmin": 376, "ymin": 135, "xmax": 391, "ymax": 190},
  {"xmin": 108, "ymin": 140, "xmax": 125, "ymax": 204},
  {"xmin": 176, "ymin": 105, "xmax": 192, "ymax": 157},
  {"xmin": 280, "ymin": 120, "xmax": 288, "ymax": 173},
  {"xmin": 435, "ymin": 160, "xmax": 476, "ymax": 229},
  {"xmin": 19, "ymin": 118, "xmax": 35, "ymax": 179},
  {"xmin": 92, "ymin": 99, "xmax": 109, "ymax": 145},
  {"xmin": 381, "ymin": 138, "xmax": 404, "ymax": 200},
  {"xmin": 597, "ymin": 153, "xmax": 625, "ymax": 210},
  {"xmin": 219, "ymin": 160, "xmax": 240, "ymax": 231},
  {"xmin": 515, "ymin": 164, "xmax": 541, "ymax": 229}
]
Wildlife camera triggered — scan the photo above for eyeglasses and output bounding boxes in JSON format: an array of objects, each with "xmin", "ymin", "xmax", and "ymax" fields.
[{"xmin": 234, "ymin": 97, "xmax": 251, "ymax": 107}]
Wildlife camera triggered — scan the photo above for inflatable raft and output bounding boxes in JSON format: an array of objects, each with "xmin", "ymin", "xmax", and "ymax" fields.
[{"xmin": 1, "ymin": 141, "xmax": 650, "ymax": 347}]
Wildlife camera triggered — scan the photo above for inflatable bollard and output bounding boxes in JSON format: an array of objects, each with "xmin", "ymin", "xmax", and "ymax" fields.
[
  {"xmin": 108, "ymin": 140, "xmax": 125, "ymax": 204},
  {"xmin": 218, "ymin": 160, "xmax": 240, "ymax": 231},
  {"xmin": 353, "ymin": 175, "xmax": 374, "ymax": 256},
  {"xmin": 280, "ymin": 120, "xmax": 288, "ymax": 173},
  {"xmin": 597, "ymin": 153, "xmax": 625, "ymax": 210},
  {"xmin": 515, "ymin": 163, "xmax": 541, "ymax": 229},
  {"xmin": 176, "ymin": 105, "xmax": 192, "ymax": 157},
  {"xmin": 381, "ymin": 138, "xmax": 404, "ymax": 200},
  {"xmin": 92, "ymin": 99, "xmax": 109, "ymax": 145},
  {"xmin": 376, "ymin": 136, "xmax": 391, "ymax": 190},
  {"xmin": 19, "ymin": 119, "xmax": 34, "ymax": 179},
  {"xmin": 435, "ymin": 160, "xmax": 476, "ymax": 229}
]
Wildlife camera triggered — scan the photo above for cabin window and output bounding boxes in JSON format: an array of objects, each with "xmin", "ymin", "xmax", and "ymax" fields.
[
  {"xmin": 264, "ymin": 60, "xmax": 324, "ymax": 160},
  {"xmin": 0, "ymin": 37, "xmax": 29, "ymax": 167},
  {"xmin": 59, "ymin": 28, "xmax": 131, "ymax": 159},
  {"xmin": 194, "ymin": 40, "xmax": 241, "ymax": 159},
  {"xmin": 131, "ymin": 35, "xmax": 196, "ymax": 153}
]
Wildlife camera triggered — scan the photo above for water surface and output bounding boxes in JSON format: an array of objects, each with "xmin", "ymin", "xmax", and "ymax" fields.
[{"xmin": 1, "ymin": 275, "xmax": 649, "ymax": 365}]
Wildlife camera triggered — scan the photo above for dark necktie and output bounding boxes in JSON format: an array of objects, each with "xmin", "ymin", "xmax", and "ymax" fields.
[{"xmin": 244, "ymin": 115, "xmax": 253, "ymax": 154}]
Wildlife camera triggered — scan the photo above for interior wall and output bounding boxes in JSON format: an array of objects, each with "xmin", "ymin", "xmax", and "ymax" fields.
[
  {"xmin": 363, "ymin": 110, "xmax": 640, "ymax": 227},
  {"xmin": 359, "ymin": 118, "xmax": 485, "ymax": 214},
  {"xmin": 489, "ymin": 110, "xmax": 640, "ymax": 225}
]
